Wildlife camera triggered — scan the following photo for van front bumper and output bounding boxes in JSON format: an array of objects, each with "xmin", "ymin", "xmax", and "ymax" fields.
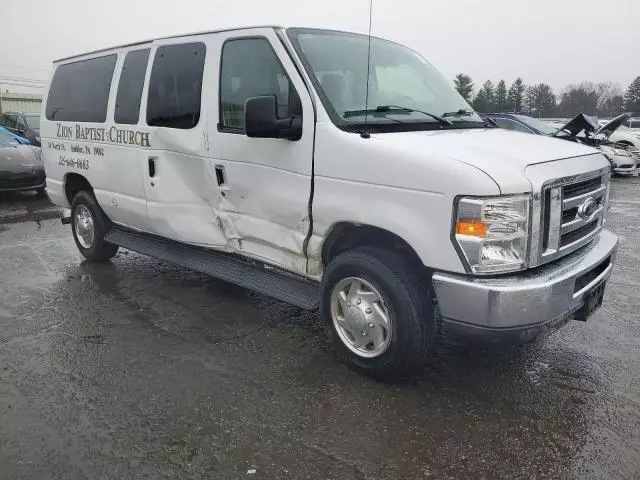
[{"xmin": 432, "ymin": 229, "xmax": 618, "ymax": 342}]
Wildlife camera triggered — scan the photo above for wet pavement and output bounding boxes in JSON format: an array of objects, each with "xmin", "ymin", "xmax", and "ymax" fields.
[{"xmin": 1, "ymin": 182, "xmax": 639, "ymax": 480}]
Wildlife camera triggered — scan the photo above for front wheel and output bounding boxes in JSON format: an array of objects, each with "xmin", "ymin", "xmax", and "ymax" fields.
[
  {"xmin": 320, "ymin": 247, "xmax": 436, "ymax": 379},
  {"xmin": 70, "ymin": 191, "xmax": 119, "ymax": 262}
]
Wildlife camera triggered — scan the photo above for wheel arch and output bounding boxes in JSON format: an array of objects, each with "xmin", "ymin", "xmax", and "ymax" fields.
[
  {"xmin": 321, "ymin": 222, "xmax": 425, "ymax": 270},
  {"xmin": 64, "ymin": 172, "xmax": 93, "ymax": 204}
]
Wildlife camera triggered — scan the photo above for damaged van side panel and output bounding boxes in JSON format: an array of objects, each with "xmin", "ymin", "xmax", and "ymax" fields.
[
  {"xmin": 140, "ymin": 39, "xmax": 230, "ymax": 248},
  {"xmin": 205, "ymin": 28, "xmax": 316, "ymax": 275}
]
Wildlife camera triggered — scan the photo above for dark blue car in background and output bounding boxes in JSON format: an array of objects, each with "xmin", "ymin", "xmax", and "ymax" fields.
[{"xmin": 484, "ymin": 113, "xmax": 560, "ymax": 135}]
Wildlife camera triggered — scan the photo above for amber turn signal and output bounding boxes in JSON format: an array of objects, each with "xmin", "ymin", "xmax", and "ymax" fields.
[{"xmin": 456, "ymin": 220, "xmax": 487, "ymax": 238}]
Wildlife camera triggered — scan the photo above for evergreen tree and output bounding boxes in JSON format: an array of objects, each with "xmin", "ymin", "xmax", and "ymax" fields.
[
  {"xmin": 494, "ymin": 80, "xmax": 507, "ymax": 112},
  {"xmin": 507, "ymin": 78, "xmax": 526, "ymax": 113},
  {"xmin": 453, "ymin": 74, "xmax": 474, "ymax": 102},
  {"xmin": 624, "ymin": 76, "xmax": 640, "ymax": 113},
  {"xmin": 472, "ymin": 80, "xmax": 495, "ymax": 113},
  {"xmin": 524, "ymin": 84, "xmax": 556, "ymax": 117}
]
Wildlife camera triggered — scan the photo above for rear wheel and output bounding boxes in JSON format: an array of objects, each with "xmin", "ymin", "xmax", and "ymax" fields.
[
  {"xmin": 70, "ymin": 191, "xmax": 119, "ymax": 262},
  {"xmin": 320, "ymin": 247, "xmax": 436, "ymax": 379}
]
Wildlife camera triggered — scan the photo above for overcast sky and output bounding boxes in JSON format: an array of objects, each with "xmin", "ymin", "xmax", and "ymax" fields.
[{"xmin": 1, "ymin": 0, "xmax": 638, "ymax": 95}]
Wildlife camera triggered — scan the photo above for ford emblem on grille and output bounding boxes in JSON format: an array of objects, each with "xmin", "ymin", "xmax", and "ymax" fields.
[{"xmin": 578, "ymin": 197, "xmax": 598, "ymax": 220}]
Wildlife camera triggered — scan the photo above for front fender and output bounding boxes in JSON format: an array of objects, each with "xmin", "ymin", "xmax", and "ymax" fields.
[{"xmin": 308, "ymin": 176, "xmax": 488, "ymax": 276}]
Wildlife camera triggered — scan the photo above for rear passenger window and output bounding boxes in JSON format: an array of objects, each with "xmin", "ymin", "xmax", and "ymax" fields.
[
  {"xmin": 146, "ymin": 42, "xmax": 206, "ymax": 129},
  {"xmin": 115, "ymin": 49, "xmax": 150, "ymax": 124},
  {"xmin": 219, "ymin": 38, "xmax": 296, "ymax": 131},
  {"xmin": 46, "ymin": 55, "xmax": 117, "ymax": 122}
]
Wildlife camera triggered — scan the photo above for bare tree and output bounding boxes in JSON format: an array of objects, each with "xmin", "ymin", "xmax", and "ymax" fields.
[{"xmin": 595, "ymin": 82, "xmax": 624, "ymax": 114}]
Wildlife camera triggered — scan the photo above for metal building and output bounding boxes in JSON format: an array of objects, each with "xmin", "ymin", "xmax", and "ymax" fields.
[{"xmin": 0, "ymin": 92, "xmax": 42, "ymax": 114}]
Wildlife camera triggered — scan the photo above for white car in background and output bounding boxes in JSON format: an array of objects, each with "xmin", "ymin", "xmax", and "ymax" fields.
[
  {"xmin": 598, "ymin": 119, "xmax": 640, "ymax": 150},
  {"xmin": 624, "ymin": 117, "xmax": 640, "ymax": 129},
  {"xmin": 560, "ymin": 114, "xmax": 639, "ymax": 176}
]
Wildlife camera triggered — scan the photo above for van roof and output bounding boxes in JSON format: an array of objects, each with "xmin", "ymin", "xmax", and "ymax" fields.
[{"xmin": 54, "ymin": 24, "xmax": 284, "ymax": 63}]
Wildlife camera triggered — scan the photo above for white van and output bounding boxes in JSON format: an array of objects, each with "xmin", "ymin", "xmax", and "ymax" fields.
[{"xmin": 42, "ymin": 27, "xmax": 618, "ymax": 377}]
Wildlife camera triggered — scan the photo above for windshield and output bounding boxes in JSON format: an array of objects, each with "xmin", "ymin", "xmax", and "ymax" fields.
[
  {"xmin": 24, "ymin": 114, "xmax": 40, "ymax": 130},
  {"xmin": 0, "ymin": 130, "xmax": 20, "ymax": 147},
  {"xmin": 516, "ymin": 116, "xmax": 560, "ymax": 136},
  {"xmin": 288, "ymin": 29, "xmax": 483, "ymax": 131}
]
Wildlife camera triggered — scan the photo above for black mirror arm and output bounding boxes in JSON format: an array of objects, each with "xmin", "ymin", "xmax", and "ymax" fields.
[{"xmin": 276, "ymin": 115, "xmax": 302, "ymax": 141}]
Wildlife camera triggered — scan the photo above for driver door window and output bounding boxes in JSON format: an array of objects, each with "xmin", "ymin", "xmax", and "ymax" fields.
[{"xmin": 219, "ymin": 38, "xmax": 298, "ymax": 132}]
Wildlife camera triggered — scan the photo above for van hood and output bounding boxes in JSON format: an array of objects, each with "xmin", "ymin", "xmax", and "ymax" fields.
[{"xmin": 375, "ymin": 127, "xmax": 605, "ymax": 193}]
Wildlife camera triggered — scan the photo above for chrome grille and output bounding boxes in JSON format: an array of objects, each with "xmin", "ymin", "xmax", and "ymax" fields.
[{"xmin": 536, "ymin": 172, "xmax": 608, "ymax": 265}]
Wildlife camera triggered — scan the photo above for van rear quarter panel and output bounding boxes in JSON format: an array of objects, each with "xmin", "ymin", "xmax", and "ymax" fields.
[
  {"xmin": 42, "ymin": 36, "xmax": 228, "ymax": 245},
  {"xmin": 41, "ymin": 45, "xmax": 150, "ymax": 224}
]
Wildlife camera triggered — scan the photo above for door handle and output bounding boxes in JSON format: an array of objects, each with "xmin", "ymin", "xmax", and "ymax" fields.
[
  {"xmin": 148, "ymin": 157, "xmax": 156, "ymax": 178},
  {"xmin": 215, "ymin": 165, "xmax": 231, "ymax": 197},
  {"xmin": 215, "ymin": 165, "xmax": 225, "ymax": 186}
]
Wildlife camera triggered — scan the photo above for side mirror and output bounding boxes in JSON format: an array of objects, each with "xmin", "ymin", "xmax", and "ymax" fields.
[{"xmin": 245, "ymin": 95, "xmax": 302, "ymax": 141}]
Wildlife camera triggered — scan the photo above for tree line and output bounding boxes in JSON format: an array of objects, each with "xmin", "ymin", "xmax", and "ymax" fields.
[{"xmin": 453, "ymin": 74, "xmax": 640, "ymax": 118}]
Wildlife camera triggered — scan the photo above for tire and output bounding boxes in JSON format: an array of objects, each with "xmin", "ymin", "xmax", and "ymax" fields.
[
  {"xmin": 320, "ymin": 246, "xmax": 436, "ymax": 379},
  {"xmin": 70, "ymin": 190, "xmax": 119, "ymax": 262}
]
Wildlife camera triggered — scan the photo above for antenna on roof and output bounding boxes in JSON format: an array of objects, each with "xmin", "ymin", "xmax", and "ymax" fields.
[{"xmin": 361, "ymin": 0, "xmax": 373, "ymax": 139}]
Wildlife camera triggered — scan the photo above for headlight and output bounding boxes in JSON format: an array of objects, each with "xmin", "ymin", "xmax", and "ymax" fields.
[
  {"xmin": 453, "ymin": 195, "xmax": 530, "ymax": 274},
  {"xmin": 31, "ymin": 146, "xmax": 42, "ymax": 162},
  {"xmin": 612, "ymin": 148, "xmax": 631, "ymax": 157}
]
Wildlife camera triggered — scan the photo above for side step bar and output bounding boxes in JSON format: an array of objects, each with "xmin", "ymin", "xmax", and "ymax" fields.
[{"xmin": 104, "ymin": 226, "xmax": 320, "ymax": 310}]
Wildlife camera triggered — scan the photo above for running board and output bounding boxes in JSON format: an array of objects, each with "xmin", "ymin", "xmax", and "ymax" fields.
[{"xmin": 105, "ymin": 226, "xmax": 320, "ymax": 310}]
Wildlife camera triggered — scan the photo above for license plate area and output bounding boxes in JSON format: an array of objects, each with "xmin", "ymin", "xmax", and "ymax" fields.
[{"xmin": 574, "ymin": 281, "xmax": 606, "ymax": 321}]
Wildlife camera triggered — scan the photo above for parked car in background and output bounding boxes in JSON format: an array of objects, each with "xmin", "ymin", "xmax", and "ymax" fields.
[
  {"xmin": 624, "ymin": 117, "xmax": 640, "ymax": 129},
  {"xmin": 486, "ymin": 113, "xmax": 639, "ymax": 176},
  {"xmin": 0, "ymin": 126, "xmax": 31, "ymax": 145},
  {"xmin": 486, "ymin": 113, "xmax": 560, "ymax": 136},
  {"xmin": 0, "ymin": 128, "xmax": 45, "ymax": 194},
  {"xmin": 596, "ymin": 119, "xmax": 640, "ymax": 150},
  {"xmin": 0, "ymin": 112, "xmax": 41, "ymax": 146}
]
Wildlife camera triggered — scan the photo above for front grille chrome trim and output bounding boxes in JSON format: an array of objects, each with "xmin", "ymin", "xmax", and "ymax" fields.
[
  {"xmin": 561, "ymin": 206, "xmax": 604, "ymax": 235},
  {"xmin": 531, "ymin": 166, "xmax": 609, "ymax": 267},
  {"xmin": 562, "ymin": 185, "xmax": 606, "ymax": 209}
]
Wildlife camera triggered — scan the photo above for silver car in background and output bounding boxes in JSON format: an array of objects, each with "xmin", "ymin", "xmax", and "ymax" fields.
[{"xmin": 0, "ymin": 129, "xmax": 45, "ymax": 194}]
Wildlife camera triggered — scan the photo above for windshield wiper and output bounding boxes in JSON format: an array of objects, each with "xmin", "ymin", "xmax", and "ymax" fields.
[
  {"xmin": 442, "ymin": 109, "xmax": 475, "ymax": 118},
  {"xmin": 343, "ymin": 105, "xmax": 453, "ymax": 126},
  {"xmin": 443, "ymin": 109, "xmax": 496, "ymax": 128}
]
